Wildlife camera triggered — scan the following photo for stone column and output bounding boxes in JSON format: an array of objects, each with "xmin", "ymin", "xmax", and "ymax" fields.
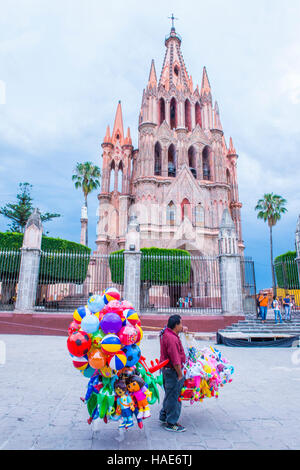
[
  {"xmin": 218, "ymin": 209, "xmax": 243, "ymax": 316},
  {"xmin": 15, "ymin": 209, "xmax": 43, "ymax": 313},
  {"xmin": 124, "ymin": 215, "xmax": 141, "ymax": 311}
]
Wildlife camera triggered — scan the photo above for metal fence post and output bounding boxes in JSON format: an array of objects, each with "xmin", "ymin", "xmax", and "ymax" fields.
[{"xmin": 15, "ymin": 209, "xmax": 43, "ymax": 313}]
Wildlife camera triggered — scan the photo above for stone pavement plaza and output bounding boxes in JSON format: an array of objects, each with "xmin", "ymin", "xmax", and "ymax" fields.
[{"xmin": 1, "ymin": 334, "xmax": 300, "ymax": 450}]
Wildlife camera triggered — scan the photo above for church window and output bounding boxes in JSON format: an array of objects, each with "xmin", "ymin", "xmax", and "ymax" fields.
[
  {"xmin": 174, "ymin": 65, "xmax": 179, "ymax": 76},
  {"xmin": 167, "ymin": 202, "xmax": 176, "ymax": 226},
  {"xmin": 185, "ymin": 99, "xmax": 192, "ymax": 132},
  {"xmin": 170, "ymin": 97, "xmax": 177, "ymax": 129},
  {"xmin": 159, "ymin": 98, "xmax": 165, "ymax": 125},
  {"xmin": 181, "ymin": 198, "xmax": 191, "ymax": 221},
  {"xmin": 109, "ymin": 161, "xmax": 115, "ymax": 192},
  {"xmin": 188, "ymin": 146, "xmax": 197, "ymax": 178},
  {"xmin": 195, "ymin": 102, "xmax": 202, "ymax": 127},
  {"xmin": 118, "ymin": 162, "xmax": 123, "ymax": 193},
  {"xmin": 194, "ymin": 204, "xmax": 205, "ymax": 226},
  {"xmin": 154, "ymin": 142, "xmax": 162, "ymax": 176},
  {"xmin": 202, "ymin": 146, "xmax": 211, "ymax": 181},
  {"xmin": 168, "ymin": 144, "xmax": 176, "ymax": 177}
]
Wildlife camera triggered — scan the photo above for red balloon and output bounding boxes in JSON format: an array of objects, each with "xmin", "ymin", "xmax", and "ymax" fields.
[
  {"xmin": 68, "ymin": 321, "xmax": 80, "ymax": 336},
  {"xmin": 118, "ymin": 325, "xmax": 138, "ymax": 346},
  {"xmin": 67, "ymin": 331, "xmax": 92, "ymax": 357}
]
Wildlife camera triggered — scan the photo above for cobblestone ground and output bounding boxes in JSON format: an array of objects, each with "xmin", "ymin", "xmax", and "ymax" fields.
[{"xmin": 0, "ymin": 334, "xmax": 300, "ymax": 450}]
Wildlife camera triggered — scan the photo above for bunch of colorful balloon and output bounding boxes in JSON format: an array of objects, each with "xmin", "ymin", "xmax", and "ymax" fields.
[
  {"xmin": 67, "ymin": 288, "xmax": 164, "ymax": 429},
  {"xmin": 179, "ymin": 345, "xmax": 234, "ymax": 404}
]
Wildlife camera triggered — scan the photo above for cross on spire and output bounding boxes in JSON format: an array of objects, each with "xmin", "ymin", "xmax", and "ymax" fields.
[{"xmin": 168, "ymin": 13, "xmax": 178, "ymax": 30}]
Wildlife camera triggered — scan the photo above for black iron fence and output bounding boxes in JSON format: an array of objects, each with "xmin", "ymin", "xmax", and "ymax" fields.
[
  {"xmin": 35, "ymin": 251, "xmax": 124, "ymax": 312},
  {"xmin": 0, "ymin": 249, "xmax": 21, "ymax": 310},
  {"xmin": 140, "ymin": 253, "xmax": 222, "ymax": 314},
  {"xmin": 240, "ymin": 256, "xmax": 256, "ymax": 314}
]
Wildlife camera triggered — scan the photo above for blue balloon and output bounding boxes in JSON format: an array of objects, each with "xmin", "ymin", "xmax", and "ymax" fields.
[
  {"xmin": 81, "ymin": 314, "xmax": 99, "ymax": 334},
  {"xmin": 88, "ymin": 295, "xmax": 105, "ymax": 313},
  {"xmin": 122, "ymin": 344, "xmax": 141, "ymax": 367}
]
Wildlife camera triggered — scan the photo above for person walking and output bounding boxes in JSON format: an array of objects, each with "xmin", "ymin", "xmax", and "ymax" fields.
[
  {"xmin": 283, "ymin": 293, "xmax": 291, "ymax": 322},
  {"xmin": 272, "ymin": 296, "xmax": 283, "ymax": 324},
  {"xmin": 256, "ymin": 295, "xmax": 261, "ymax": 319},
  {"xmin": 159, "ymin": 314, "xmax": 186, "ymax": 433},
  {"xmin": 258, "ymin": 293, "xmax": 269, "ymax": 324}
]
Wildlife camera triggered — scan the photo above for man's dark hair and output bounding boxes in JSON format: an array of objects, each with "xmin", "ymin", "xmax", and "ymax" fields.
[{"xmin": 167, "ymin": 314, "xmax": 182, "ymax": 330}]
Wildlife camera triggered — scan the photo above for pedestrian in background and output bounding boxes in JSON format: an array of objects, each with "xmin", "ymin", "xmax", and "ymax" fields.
[
  {"xmin": 283, "ymin": 293, "xmax": 291, "ymax": 322},
  {"xmin": 272, "ymin": 296, "xmax": 283, "ymax": 324},
  {"xmin": 258, "ymin": 293, "xmax": 269, "ymax": 324}
]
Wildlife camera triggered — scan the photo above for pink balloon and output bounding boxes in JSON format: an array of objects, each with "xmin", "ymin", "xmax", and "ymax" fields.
[{"xmin": 118, "ymin": 325, "xmax": 138, "ymax": 345}]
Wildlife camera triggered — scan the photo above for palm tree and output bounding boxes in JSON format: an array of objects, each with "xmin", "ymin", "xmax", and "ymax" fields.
[
  {"xmin": 255, "ymin": 193, "xmax": 288, "ymax": 296},
  {"xmin": 72, "ymin": 162, "xmax": 101, "ymax": 247}
]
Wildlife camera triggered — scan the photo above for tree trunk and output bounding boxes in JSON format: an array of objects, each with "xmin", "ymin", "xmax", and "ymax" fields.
[
  {"xmin": 269, "ymin": 225, "xmax": 276, "ymax": 296},
  {"xmin": 84, "ymin": 195, "xmax": 88, "ymax": 247}
]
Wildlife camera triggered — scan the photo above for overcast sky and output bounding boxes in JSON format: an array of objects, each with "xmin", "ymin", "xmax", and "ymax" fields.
[{"xmin": 0, "ymin": 0, "xmax": 300, "ymax": 290}]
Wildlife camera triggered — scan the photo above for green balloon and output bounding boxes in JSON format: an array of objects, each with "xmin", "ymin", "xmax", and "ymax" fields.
[{"xmin": 91, "ymin": 329, "xmax": 106, "ymax": 346}]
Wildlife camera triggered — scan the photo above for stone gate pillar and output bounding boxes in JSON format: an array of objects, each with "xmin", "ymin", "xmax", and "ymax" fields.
[
  {"xmin": 124, "ymin": 215, "xmax": 141, "ymax": 312},
  {"xmin": 15, "ymin": 209, "xmax": 43, "ymax": 313},
  {"xmin": 218, "ymin": 209, "xmax": 243, "ymax": 316}
]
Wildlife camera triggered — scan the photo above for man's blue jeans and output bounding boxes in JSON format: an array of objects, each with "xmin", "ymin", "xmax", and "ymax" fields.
[
  {"xmin": 285, "ymin": 306, "xmax": 291, "ymax": 320},
  {"xmin": 159, "ymin": 368, "xmax": 185, "ymax": 426},
  {"xmin": 274, "ymin": 309, "xmax": 283, "ymax": 324},
  {"xmin": 260, "ymin": 306, "xmax": 267, "ymax": 321}
]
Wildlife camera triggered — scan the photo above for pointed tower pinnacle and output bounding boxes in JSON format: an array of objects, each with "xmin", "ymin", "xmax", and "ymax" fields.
[
  {"xmin": 201, "ymin": 67, "xmax": 211, "ymax": 96},
  {"xmin": 123, "ymin": 127, "xmax": 132, "ymax": 146},
  {"xmin": 159, "ymin": 22, "xmax": 190, "ymax": 92},
  {"xmin": 228, "ymin": 137, "xmax": 237, "ymax": 155},
  {"xmin": 148, "ymin": 60, "xmax": 157, "ymax": 88},
  {"xmin": 213, "ymin": 101, "xmax": 223, "ymax": 131},
  {"xmin": 112, "ymin": 100, "xmax": 125, "ymax": 145},
  {"xmin": 103, "ymin": 125, "xmax": 112, "ymax": 144}
]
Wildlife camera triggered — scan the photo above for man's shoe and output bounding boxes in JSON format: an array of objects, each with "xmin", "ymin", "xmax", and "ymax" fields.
[{"xmin": 165, "ymin": 423, "xmax": 186, "ymax": 432}]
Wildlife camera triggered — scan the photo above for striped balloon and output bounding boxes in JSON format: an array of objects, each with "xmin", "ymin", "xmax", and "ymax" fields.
[
  {"xmin": 73, "ymin": 306, "xmax": 100, "ymax": 324},
  {"xmin": 123, "ymin": 308, "xmax": 140, "ymax": 327},
  {"xmin": 70, "ymin": 353, "xmax": 89, "ymax": 372},
  {"xmin": 102, "ymin": 287, "xmax": 121, "ymax": 305},
  {"xmin": 73, "ymin": 305, "xmax": 89, "ymax": 323},
  {"xmin": 100, "ymin": 334, "xmax": 122, "ymax": 354},
  {"xmin": 108, "ymin": 351, "xmax": 127, "ymax": 371}
]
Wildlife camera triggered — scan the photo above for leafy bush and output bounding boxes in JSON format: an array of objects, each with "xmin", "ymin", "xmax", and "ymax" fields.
[
  {"xmin": 109, "ymin": 247, "xmax": 191, "ymax": 285},
  {"xmin": 0, "ymin": 232, "xmax": 91, "ymax": 284},
  {"xmin": 274, "ymin": 251, "xmax": 300, "ymax": 289}
]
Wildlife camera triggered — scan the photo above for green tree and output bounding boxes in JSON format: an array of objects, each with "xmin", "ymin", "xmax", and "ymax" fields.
[
  {"xmin": 72, "ymin": 162, "xmax": 101, "ymax": 247},
  {"xmin": 255, "ymin": 193, "xmax": 288, "ymax": 295},
  {"xmin": 0, "ymin": 182, "xmax": 61, "ymax": 234}
]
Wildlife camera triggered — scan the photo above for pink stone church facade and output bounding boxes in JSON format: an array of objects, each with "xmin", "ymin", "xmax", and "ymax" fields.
[{"xmin": 96, "ymin": 26, "xmax": 244, "ymax": 256}]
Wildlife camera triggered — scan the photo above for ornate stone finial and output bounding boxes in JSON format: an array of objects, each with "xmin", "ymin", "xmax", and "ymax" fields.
[
  {"xmin": 23, "ymin": 208, "xmax": 43, "ymax": 250},
  {"xmin": 220, "ymin": 209, "xmax": 235, "ymax": 231},
  {"xmin": 219, "ymin": 209, "xmax": 237, "ymax": 255},
  {"xmin": 26, "ymin": 208, "xmax": 42, "ymax": 230}
]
